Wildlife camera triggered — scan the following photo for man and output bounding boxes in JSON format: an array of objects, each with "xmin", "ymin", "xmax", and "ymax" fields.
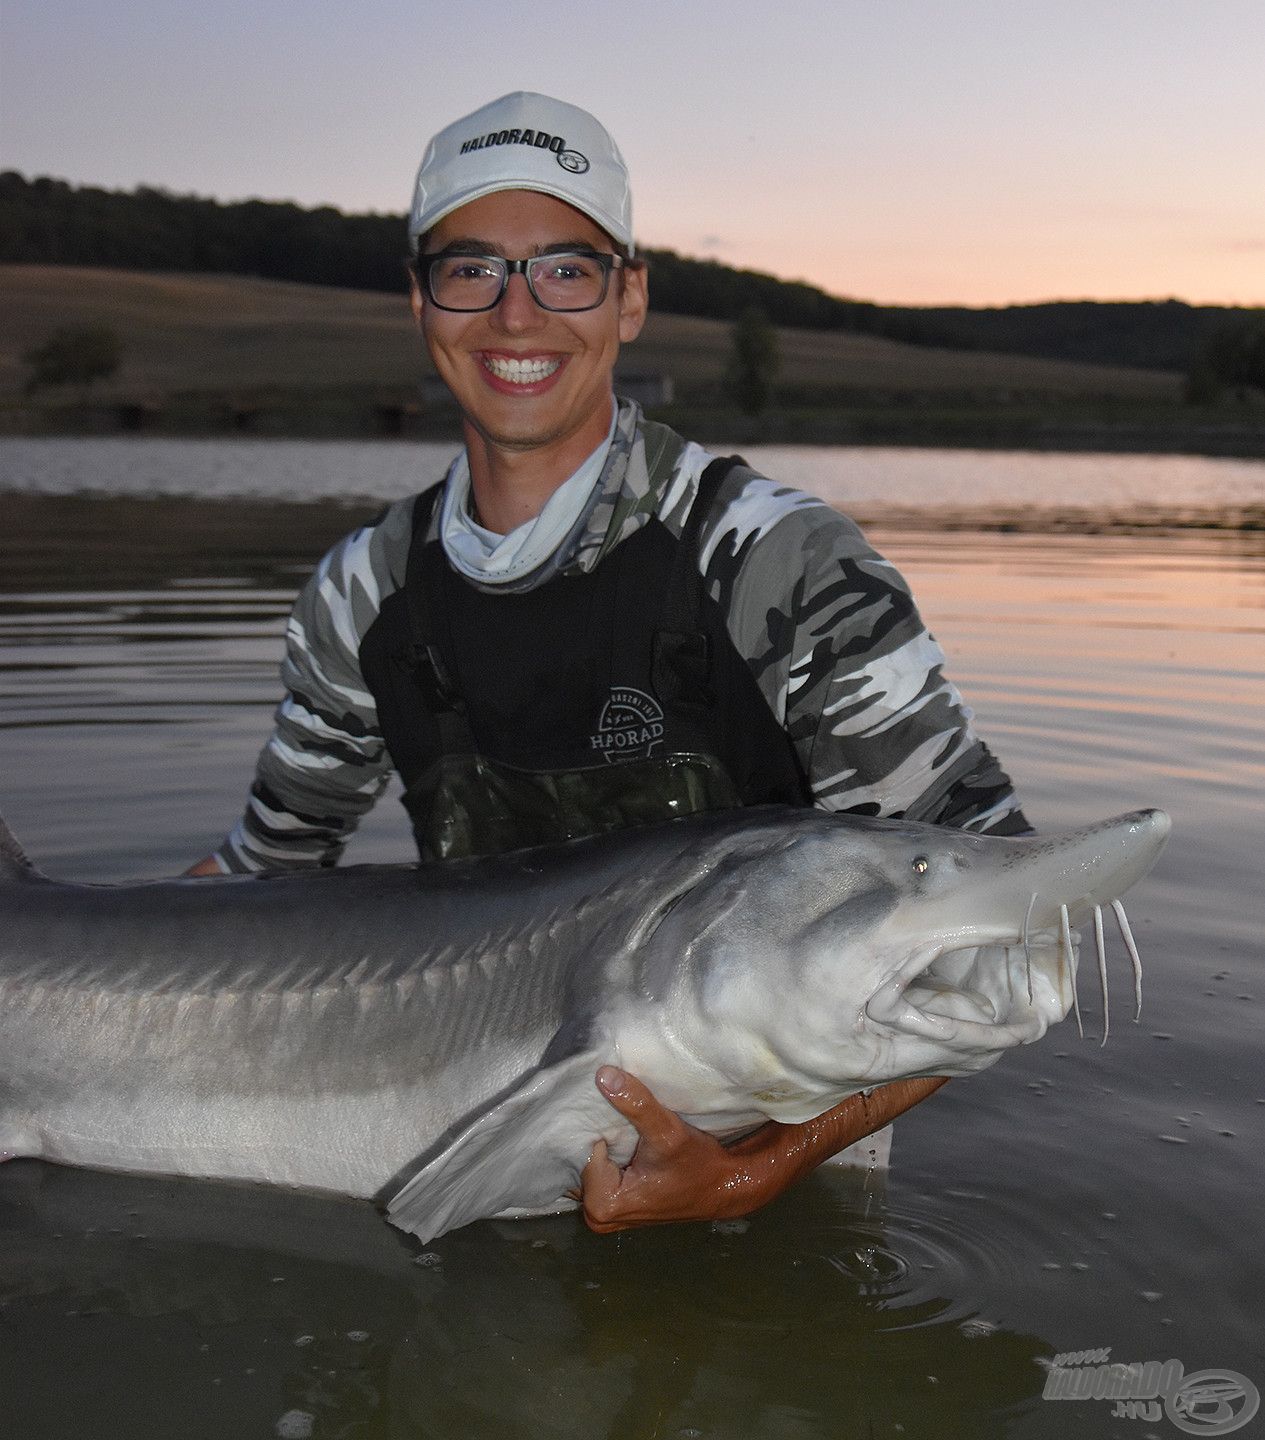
[{"xmin": 189, "ymin": 92, "xmax": 1028, "ymax": 1230}]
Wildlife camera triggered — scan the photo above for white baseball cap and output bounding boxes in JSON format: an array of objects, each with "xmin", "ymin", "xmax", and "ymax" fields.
[{"xmin": 407, "ymin": 92, "xmax": 633, "ymax": 255}]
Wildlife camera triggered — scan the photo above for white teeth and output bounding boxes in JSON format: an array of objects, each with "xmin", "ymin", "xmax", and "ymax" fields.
[{"xmin": 482, "ymin": 355, "xmax": 562, "ymax": 384}]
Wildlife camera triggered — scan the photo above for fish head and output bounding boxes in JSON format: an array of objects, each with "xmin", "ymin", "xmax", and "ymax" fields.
[{"xmin": 645, "ymin": 808, "xmax": 1170, "ymax": 1118}]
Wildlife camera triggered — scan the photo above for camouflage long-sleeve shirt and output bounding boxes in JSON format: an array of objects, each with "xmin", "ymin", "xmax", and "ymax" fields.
[{"xmin": 215, "ymin": 400, "xmax": 1027, "ymax": 871}]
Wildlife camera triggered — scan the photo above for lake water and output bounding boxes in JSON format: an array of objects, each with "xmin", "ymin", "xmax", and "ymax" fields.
[
  {"xmin": 1, "ymin": 439, "xmax": 1263, "ymax": 1439},
  {"xmin": 2, "ymin": 435, "xmax": 1264, "ymax": 523}
]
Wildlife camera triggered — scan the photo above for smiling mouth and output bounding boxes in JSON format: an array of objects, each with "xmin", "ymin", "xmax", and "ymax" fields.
[{"xmin": 480, "ymin": 354, "xmax": 564, "ymax": 386}]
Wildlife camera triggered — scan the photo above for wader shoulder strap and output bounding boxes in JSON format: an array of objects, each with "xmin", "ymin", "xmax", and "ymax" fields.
[
  {"xmin": 652, "ymin": 454, "xmax": 747, "ymax": 709},
  {"xmin": 401, "ymin": 485, "xmax": 473, "ymax": 749}
]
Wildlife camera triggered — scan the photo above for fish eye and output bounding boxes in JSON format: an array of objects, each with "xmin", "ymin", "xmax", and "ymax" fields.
[{"xmin": 911, "ymin": 856, "xmax": 929, "ymax": 875}]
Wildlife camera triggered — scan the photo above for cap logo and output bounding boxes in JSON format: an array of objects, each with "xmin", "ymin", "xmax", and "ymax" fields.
[
  {"xmin": 456, "ymin": 128, "xmax": 592, "ymax": 178},
  {"xmin": 459, "ymin": 128, "xmax": 564, "ymax": 155}
]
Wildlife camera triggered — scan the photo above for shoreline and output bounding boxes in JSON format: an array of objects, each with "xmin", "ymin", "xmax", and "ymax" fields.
[{"xmin": 3, "ymin": 402, "xmax": 1263, "ymax": 461}]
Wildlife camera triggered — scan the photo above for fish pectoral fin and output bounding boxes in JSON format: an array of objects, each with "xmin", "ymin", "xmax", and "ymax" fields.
[{"xmin": 385, "ymin": 1051, "xmax": 610, "ymax": 1244}]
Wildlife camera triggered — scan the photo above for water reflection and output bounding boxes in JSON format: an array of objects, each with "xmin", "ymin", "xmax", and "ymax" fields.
[{"xmin": 1, "ymin": 1160, "xmax": 1051, "ymax": 1440}]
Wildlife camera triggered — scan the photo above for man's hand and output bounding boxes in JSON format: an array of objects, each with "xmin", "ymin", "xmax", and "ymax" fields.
[
  {"xmin": 578, "ymin": 1067, "xmax": 758, "ymax": 1231},
  {"xmin": 578, "ymin": 1065, "xmax": 949, "ymax": 1234}
]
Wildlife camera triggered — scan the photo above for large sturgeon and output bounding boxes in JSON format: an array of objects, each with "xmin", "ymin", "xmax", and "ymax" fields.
[{"xmin": 0, "ymin": 805, "xmax": 1168, "ymax": 1242}]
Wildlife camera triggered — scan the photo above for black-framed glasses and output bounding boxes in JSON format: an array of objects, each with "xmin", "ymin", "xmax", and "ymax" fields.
[{"xmin": 416, "ymin": 251, "xmax": 626, "ymax": 313}]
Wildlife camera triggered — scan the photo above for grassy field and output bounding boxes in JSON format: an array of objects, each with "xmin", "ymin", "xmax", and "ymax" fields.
[
  {"xmin": 4, "ymin": 263, "xmax": 1258, "ymax": 454},
  {"xmin": 1, "ymin": 263, "xmax": 1182, "ymax": 396},
  {"xmin": 1, "ymin": 266, "xmax": 420, "ymax": 395}
]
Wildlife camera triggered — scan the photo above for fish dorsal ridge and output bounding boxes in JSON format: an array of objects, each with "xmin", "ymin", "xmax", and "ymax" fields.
[{"xmin": 0, "ymin": 814, "xmax": 39, "ymax": 881}]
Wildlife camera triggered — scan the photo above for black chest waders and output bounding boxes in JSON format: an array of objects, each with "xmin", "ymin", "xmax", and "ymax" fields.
[{"xmin": 358, "ymin": 457, "xmax": 810, "ymax": 860}]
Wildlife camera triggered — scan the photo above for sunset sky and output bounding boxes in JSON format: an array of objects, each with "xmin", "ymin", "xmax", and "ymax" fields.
[{"xmin": 3, "ymin": 0, "xmax": 1262, "ymax": 308}]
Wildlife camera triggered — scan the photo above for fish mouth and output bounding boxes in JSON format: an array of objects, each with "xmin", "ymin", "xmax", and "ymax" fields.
[{"xmin": 865, "ymin": 897, "xmax": 1145, "ymax": 1052}]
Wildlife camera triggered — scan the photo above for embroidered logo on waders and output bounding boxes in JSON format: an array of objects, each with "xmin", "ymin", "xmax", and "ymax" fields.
[{"xmin": 590, "ymin": 687, "xmax": 665, "ymax": 763}]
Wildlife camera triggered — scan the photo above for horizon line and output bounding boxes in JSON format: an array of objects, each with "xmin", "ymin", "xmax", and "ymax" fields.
[{"xmin": 4, "ymin": 170, "xmax": 1264, "ymax": 314}]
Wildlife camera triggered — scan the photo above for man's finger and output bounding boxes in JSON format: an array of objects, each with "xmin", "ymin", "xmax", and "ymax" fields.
[
  {"xmin": 594, "ymin": 1066, "xmax": 688, "ymax": 1149},
  {"xmin": 579, "ymin": 1136, "xmax": 623, "ymax": 1210},
  {"xmin": 567, "ymin": 1139, "xmax": 606, "ymax": 1203}
]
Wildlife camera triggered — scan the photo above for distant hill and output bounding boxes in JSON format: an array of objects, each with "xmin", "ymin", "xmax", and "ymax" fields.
[
  {"xmin": 1, "ymin": 264, "xmax": 1178, "ymax": 403},
  {"xmin": 2, "ymin": 172, "xmax": 1258, "ymax": 374}
]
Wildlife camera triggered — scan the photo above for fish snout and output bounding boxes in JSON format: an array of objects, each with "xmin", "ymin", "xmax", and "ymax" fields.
[{"xmin": 1021, "ymin": 808, "xmax": 1170, "ymax": 926}]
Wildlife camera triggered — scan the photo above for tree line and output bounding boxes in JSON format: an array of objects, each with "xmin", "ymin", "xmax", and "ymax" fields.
[
  {"xmin": 2, "ymin": 171, "xmax": 1261, "ymax": 383},
  {"xmin": 1, "ymin": 172, "xmax": 407, "ymax": 292}
]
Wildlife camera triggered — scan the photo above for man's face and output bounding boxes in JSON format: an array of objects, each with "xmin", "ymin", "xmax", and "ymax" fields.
[{"xmin": 411, "ymin": 190, "xmax": 647, "ymax": 463}]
